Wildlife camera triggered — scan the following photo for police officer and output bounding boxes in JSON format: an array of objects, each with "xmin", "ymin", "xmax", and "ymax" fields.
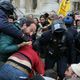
[
  {"xmin": 33, "ymin": 20, "xmax": 74, "ymax": 79},
  {"xmin": 0, "ymin": 1, "xmax": 28, "ymax": 41},
  {"xmin": 63, "ymin": 16, "xmax": 78, "ymax": 63}
]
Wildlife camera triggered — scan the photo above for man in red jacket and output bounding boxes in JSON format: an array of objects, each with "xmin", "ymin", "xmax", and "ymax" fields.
[{"xmin": 0, "ymin": 45, "xmax": 45, "ymax": 80}]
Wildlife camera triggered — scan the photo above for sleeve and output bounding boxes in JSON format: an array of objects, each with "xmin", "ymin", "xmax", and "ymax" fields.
[
  {"xmin": 34, "ymin": 54, "xmax": 45, "ymax": 75},
  {"xmin": 38, "ymin": 30, "xmax": 51, "ymax": 45},
  {"xmin": 0, "ymin": 44, "xmax": 19, "ymax": 54},
  {"xmin": 0, "ymin": 20, "xmax": 28, "ymax": 41},
  {"xmin": 32, "ymin": 31, "xmax": 51, "ymax": 53},
  {"xmin": 66, "ymin": 32, "xmax": 76, "ymax": 63}
]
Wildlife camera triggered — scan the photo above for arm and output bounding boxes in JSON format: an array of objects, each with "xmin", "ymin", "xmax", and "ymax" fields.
[
  {"xmin": 0, "ymin": 41, "xmax": 32, "ymax": 54},
  {"xmin": 33, "ymin": 30, "xmax": 51, "ymax": 52},
  {"xmin": 0, "ymin": 19, "xmax": 28, "ymax": 41},
  {"xmin": 66, "ymin": 32, "xmax": 76, "ymax": 63},
  {"xmin": 34, "ymin": 55, "xmax": 45, "ymax": 75},
  {"xmin": 0, "ymin": 44, "xmax": 19, "ymax": 54}
]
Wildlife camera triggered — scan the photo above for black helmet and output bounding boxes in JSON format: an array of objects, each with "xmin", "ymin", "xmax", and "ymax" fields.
[
  {"xmin": 0, "ymin": 1, "xmax": 15, "ymax": 15},
  {"xmin": 51, "ymin": 20, "xmax": 67, "ymax": 34}
]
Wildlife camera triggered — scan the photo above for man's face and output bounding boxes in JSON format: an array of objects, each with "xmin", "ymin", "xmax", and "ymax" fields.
[
  {"xmin": 24, "ymin": 23, "xmax": 36, "ymax": 36},
  {"xmin": 77, "ymin": 20, "xmax": 80, "ymax": 26},
  {"xmin": 64, "ymin": 65, "xmax": 80, "ymax": 80},
  {"xmin": 33, "ymin": 18, "xmax": 38, "ymax": 24},
  {"xmin": 21, "ymin": 23, "xmax": 27, "ymax": 31},
  {"xmin": 8, "ymin": 18, "xmax": 14, "ymax": 23},
  {"xmin": 40, "ymin": 17, "xmax": 45, "ymax": 23},
  {"xmin": 64, "ymin": 66, "xmax": 73, "ymax": 78}
]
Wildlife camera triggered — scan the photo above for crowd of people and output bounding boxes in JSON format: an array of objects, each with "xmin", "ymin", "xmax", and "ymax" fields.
[{"xmin": 0, "ymin": 1, "xmax": 80, "ymax": 80}]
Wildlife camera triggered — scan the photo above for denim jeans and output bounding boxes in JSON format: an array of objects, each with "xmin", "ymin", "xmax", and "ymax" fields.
[{"xmin": 0, "ymin": 64, "xmax": 28, "ymax": 80}]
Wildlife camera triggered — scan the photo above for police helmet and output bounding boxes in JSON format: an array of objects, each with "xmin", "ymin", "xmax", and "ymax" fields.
[
  {"xmin": 63, "ymin": 16, "xmax": 74, "ymax": 24},
  {"xmin": 51, "ymin": 20, "xmax": 67, "ymax": 34},
  {"xmin": 0, "ymin": 1, "xmax": 15, "ymax": 15}
]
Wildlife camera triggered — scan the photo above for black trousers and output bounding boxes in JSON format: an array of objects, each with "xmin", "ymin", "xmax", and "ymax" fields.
[{"xmin": 45, "ymin": 53, "xmax": 68, "ymax": 79}]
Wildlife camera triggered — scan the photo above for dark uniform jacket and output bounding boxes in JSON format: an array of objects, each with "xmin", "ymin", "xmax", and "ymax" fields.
[
  {"xmin": 0, "ymin": 9, "xmax": 28, "ymax": 41},
  {"xmin": 33, "ymin": 29, "xmax": 75, "ymax": 63}
]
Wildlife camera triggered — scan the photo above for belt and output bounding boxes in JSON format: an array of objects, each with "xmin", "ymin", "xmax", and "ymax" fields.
[{"xmin": 6, "ymin": 61, "xmax": 29, "ymax": 75}]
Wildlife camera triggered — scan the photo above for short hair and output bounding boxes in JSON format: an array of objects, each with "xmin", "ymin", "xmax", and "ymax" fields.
[
  {"xmin": 40, "ymin": 15, "xmax": 45, "ymax": 19},
  {"xmin": 19, "ymin": 18, "xmax": 34, "ymax": 27},
  {"xmin": 26, "ymin": 19, "xmax": 35, "ymax": 27},
  {"xmin": 44, "ymin": 13, "xmax": 49, "ymax": 18},
  {"xmin": 8, "ymin": 15, "xmax": 15, "ymax": 21}
]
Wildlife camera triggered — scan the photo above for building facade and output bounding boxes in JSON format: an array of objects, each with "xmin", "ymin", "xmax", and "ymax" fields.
[{"xmin": 11, "ymin": 0, "xmax": 80, "ymax": 16}]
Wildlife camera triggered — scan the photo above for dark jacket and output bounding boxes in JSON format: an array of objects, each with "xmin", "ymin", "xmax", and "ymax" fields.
[
  {"xmin": 0, "ymin": 9, "xmax": 28, "ymax": 41},
  {"xmin": 67, "ymin": 26, "xmax": 78, "ymax": 39},
  {"xmin": 33, "ymin": 29, "xmax": 75, "ymax": 63},
  {"xmin": 0, "ymin": 33, "xmax": 19, "ymax": 62}
]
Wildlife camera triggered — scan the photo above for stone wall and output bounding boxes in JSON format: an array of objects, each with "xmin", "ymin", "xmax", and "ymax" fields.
[{"xmin": 12, "ymin": 0, "xmax": 80, "ymax": 17}]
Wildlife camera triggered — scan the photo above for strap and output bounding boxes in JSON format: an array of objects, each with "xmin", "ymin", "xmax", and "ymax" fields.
[{"xmin": 17, "ymin": 52, "xmax": 32, "ymax": 65}]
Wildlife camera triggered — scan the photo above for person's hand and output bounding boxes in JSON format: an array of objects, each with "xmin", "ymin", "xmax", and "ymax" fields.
[
  {"xmin": 42, "ymin": 26, "xmax": 48, "ymax": 32},
  {"xmin": 23, "ymin": 41, "xmax": 32, "ymax": 45},
  {"xmin": 17, "ymin": 41, "xmax": 32, "ymax": 47}
]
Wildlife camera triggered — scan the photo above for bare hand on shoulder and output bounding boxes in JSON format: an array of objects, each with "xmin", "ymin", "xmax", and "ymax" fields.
[{"xmin": 18, "ymin": 41, "xmax": 32, "ymax": 47}]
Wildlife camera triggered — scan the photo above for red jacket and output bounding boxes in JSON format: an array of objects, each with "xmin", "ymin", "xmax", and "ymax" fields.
[{"xmin": 10, "ymin": 45, "xmax": 45, "ymax": 75}]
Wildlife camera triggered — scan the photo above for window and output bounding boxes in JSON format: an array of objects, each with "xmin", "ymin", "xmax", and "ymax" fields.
[
  {"xmin": 32, "ymin": 0, "xmax": 37, "ymax": 9},
  {"xmin": 57, "ymin": 0, "xmax": 62, "ymax": 3},
  {"xmin": 73, "ymin": 2, "xmax": 80, "ymax": 11}
]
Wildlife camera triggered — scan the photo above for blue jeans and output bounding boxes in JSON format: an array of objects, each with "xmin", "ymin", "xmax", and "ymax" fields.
[{"xmin": 0, "ymin": 64, "xmax": 28, "ymax": 80}]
